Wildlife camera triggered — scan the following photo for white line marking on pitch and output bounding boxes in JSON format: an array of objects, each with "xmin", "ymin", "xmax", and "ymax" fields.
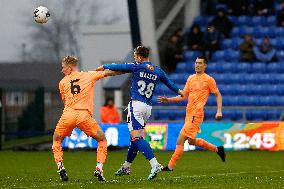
[{"xmin": 172, "ymin": 170, "xmax": 284, "ymax": 179}]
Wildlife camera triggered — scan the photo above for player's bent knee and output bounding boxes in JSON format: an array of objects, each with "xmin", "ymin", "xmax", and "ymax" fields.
[
  {"xmin": 188, "ymin": 138, "xmax": 196, "ymax": 145},
  {"xmin": 53, "ymin": 131, "xmax": 61, "ymax": 141},
  {"xmin": 93, "ymin": 130, "xmax": 106, "ymax": 141}
]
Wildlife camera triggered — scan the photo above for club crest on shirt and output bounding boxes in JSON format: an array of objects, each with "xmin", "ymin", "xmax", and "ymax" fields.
[{"xmin": 146, "ymin": 64, "xmax": 154, "ymax": 71}]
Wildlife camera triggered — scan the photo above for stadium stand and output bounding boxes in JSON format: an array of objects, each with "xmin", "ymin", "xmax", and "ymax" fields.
[{"xmin": 153, "ymin": 2, "xmax": 284, "ymax": 122}]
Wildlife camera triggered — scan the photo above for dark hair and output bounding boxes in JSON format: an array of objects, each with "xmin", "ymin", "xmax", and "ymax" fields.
[
  {"xmin": 197, "ymin": 55, "xmax": 208, "ymax": 64},
  {"xmin": 190, "ymin": 24, "xmax": 201, "ymax": 33},
  {"xmin": 134, "ymin": 46, "xmax": 150, "ymax": 58}
]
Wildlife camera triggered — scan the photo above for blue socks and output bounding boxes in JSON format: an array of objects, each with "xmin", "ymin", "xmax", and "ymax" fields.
[
  {"xmin": 126, "ymin": 141, "xmax": 139, "ymax": 163},
  {"xmin": 132, "ymin": 138, "xmax": 155, "ymax": 160}
]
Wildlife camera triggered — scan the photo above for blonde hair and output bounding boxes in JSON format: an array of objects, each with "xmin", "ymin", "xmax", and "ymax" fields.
[{"xmin": 62, "ymin": 55, "xmax": 78, "ymax": 66}]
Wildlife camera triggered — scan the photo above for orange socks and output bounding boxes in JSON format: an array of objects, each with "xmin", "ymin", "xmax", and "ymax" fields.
[
  {"xmin": 168, "ymin": 145, "xmax": 184, "ymax": 169},
  {"xmin": 97, "ymin": 140, "xmax": 107, "ymax": 163},
  {"xmin": 195, "ymin": 138, "xmax": 217, "ymax": 152},
  {"xmin": 52, "ymin": 140, "xmax": 63, "ymax": 164}
]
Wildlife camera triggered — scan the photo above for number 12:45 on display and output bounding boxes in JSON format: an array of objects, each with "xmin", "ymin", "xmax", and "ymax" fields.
[{"xmin": 223, "ymin": 133, "xmax": 276, "ymax": 150}]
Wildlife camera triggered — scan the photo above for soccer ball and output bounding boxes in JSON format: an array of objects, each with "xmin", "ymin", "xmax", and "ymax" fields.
[{"xmin": 33, "ymin": 6, "xmax": 50, "ymax": 24}]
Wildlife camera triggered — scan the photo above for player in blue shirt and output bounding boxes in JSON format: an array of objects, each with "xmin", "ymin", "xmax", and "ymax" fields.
[{"xmin": 96, "ymin": 46, "xmax": 183, "ymax": 180}]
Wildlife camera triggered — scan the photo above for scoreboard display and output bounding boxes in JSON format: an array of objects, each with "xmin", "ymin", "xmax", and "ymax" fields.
[{"xmin": 223, "ymin": 122, "xmax": 284, "ymax": 151}]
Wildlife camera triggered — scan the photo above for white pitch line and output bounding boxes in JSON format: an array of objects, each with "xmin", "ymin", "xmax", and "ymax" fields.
[{"xmin": 172, "ymin": 170, "xmax": 284, "ymax": 179}]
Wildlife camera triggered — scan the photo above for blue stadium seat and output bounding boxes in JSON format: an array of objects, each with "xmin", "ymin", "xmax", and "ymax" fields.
[
  {"xmin": 233, "ymin": 27, "xmax": 253, "ymax": 37},
  {"xmin": 222, "ymin": 39, "xmax": 233, "ymax": 49},
  {"xmin": 176, "ymin": 100, "xmax": 187, "ymax": 106},
  {"xmin": 252, "ymin": 63, "xmax": 266, "ymax": 73},
  {"xmin": 246, "ymin": 110, "xmax": 265, "ymax": 121},
  {"xmin": 212, "ymin": 51, "xmax": 225, "ymax": 61},
  {"xmin": 173, "ymin": 110, "xmax": 186, "ymax": 120},
  {"xmin": 253, "ymin": 27, "xmax": 265, "ymax": 38},
  {"xmin": 220, "ymin": 62, "xmax": 235, "ymax": 72},
  {"xmin": 277, "ymin": 74, "xmax": 284, "ymax": 83},
  {"xmin": 207, "ymin": 62, "xmax": 218, "ymax": 73},
  {"xmin": 235, "ymin": 84, "xmax": 246, "ymax": 95},
  {"xmin": 267, "ymin": 63, "xmax": 282, "ymax": 73},
  {"xmin": 266, "ymin": 109, "xmax": 282, "ymax": 120},
  {"xmin": 237, "ymin": 96, "xmax": 249, "ymax": 106},
  {"xmin": 236, "ymin": 63, "xmax": 252, "ymax": 73},
  {"xmin": 204, "ymin": 109, "xmax": 216, "ymax": 120},
  {"xmin": 183, "ymin": 51, "xmax": 201, "ymax": 61},
  {"xmin": 154, "ymin": 109, "xmax": 174, "ymax": 120},
  {"xmin": 224, "ymin": 50, "xmax": 239, "ymax": 61},
  {"xmin": 156, "ymin": 85, "xmax": 175, "ymax": 96},
  {"xmin": 245, "ymin": 84, "xmax": 256, "ymax": 95},
  {"xmin": 193, "ymin": 16, "xmax": 212, "ymax": 26},
  {"xmin": 231, "ymin": 27, "xmax": 240, "ymax": 37},
  {"xmin": 234, "ymin": 37, "xmax": 243, "ymax": 48},
  {"xmin": 230, "ymin": 74, "xmax": 243, "ymax": 84},
  {"xmin": 266, "ymin": 84, "xmax": 278, "ymax": 95},
  {"xmin": 275, "ymin": 28, "xmax": 284, "ymax": 37},
  {"xmin": 223, "ymin": 109, "xmax": 243, "ymax": 121},
  {"xmin": 254, "ymin": 27, "xmax": 271, "ymax": 38},
  {"xmin": 249, "ymin": 85, "xmax": 263, "ymax": 96},
  {"xmin": 168, "ymin": 73, "xmax": 180, "ymax": 83},
  {"xmin": 228, "ymin": 16, "xmax": 237, "ymax": 25},
  {"xmin": 214, "ymin": 74, "xmax": 227, "ymax": 84},
  {"xmin": 275, "ymin": 85, "xmax": 284, "ymax": 95},
  {"xmin": 183, "ymin": 62, "xmax": 195, "ymax": 73},
  {"xmin": 218, "ymin": 84, "xmax": 230, "ymax": 95},
  {"xmin": 258, "ymin": 74, "xmax": 272, "ymax": 84},
  {"xmin": 245, "ymin": 73, "xmax": 258, "ymax": 84},
  {"xmin": 269, "ymin": 38, "xmax": 277, "ymax": 47},
  {"xmin": 207, "ymin": 95, "xmax": 216, "ymax": 106},
  {"xmin": 258, "ymin": 84, "xmax": 272, "ymax": 96},
  {"xmin": 276, "ymin": 51, "xmax": 284, "ymax": 61},
  {"xmin": 252, "ymin": 16, "xmax": 264, "ymax": 26},
  {"xmin": 265, "ymin": 16, "xmax": 276, "ymax": 26},
  {"xmin": 258, "ymin": 96, "xmax": 276, "ymax": 106},
  {"xmin": 275, "ymin": 37, "xmax": 284, "ymax": 49},
  {"xmin": 243, "ymin": 27, "xmax": 254, "ymax": 35},
  {"xmin": 237, "ymin": 16, "xmax": 251, "ymax": 26},
  {"xmin": 175, "ymin": 62, "xmax": 187, "ymax": 73},
  {"xmin": 223, "ymin": 96, "xmax": 239, "ymax": 106},
  {"xmin": 169, "ymin": 73, "xmax": 183, "ymax": 84},
  {"xmin": 266, "ymin": 27, "xmax": 277, "ymax": 38},
  {"xmin": 276, "ymin": 96, "xmax": 284, "ymax": 106}
]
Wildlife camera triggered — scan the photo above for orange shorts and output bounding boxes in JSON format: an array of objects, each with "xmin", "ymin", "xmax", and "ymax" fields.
[
  {"xmin": 55, "ymin": 109, "xmax": 100, "ymax": 138},
  {"xmin": 180, "ymin": 115, "xmax": 203, "ymax": 139}
]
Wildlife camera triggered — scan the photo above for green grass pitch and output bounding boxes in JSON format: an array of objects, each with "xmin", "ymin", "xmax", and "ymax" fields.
[{"xmin": 0, "ymin": 150, "xmax": 283, "ymax": 188}]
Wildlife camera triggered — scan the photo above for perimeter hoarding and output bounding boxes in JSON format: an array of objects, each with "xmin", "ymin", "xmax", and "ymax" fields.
[{"xmin": 62, "ymin": 122, "xmax": 284, "ymax": 151}]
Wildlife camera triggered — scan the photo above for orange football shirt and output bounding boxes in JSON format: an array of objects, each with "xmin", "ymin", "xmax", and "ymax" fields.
[
  {"xmin": 183, "ymin": 73, "xmax": 218, "ymax": 117},
  {"xmin": 59, "ymin": 71, "xmax": 106, "ymax": 115}
]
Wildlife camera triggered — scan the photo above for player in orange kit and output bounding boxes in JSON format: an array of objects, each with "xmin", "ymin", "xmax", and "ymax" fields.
[
  {"xmin": 158, "ymin": 56, "xmax": 225, "ymax": 171},
  {"xmin": 52, "ymin": 56, "xmax": 120, "ymax": 181}
]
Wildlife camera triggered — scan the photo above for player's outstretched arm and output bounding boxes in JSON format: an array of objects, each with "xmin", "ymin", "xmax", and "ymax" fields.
[
  {"xmin": 214, "ymin": 90, "xmax": 223, "ymax": 120},
  {"xmin": 96, "ymin": 63, "xmax": 136, "ymax": 72},
  {"xmin": 158, "ymin": 90, "xmax": 187, "ymax": 103},
  {"xmin": 104, "ymin": 70, "xmax": 125, "ymax": 77}
]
